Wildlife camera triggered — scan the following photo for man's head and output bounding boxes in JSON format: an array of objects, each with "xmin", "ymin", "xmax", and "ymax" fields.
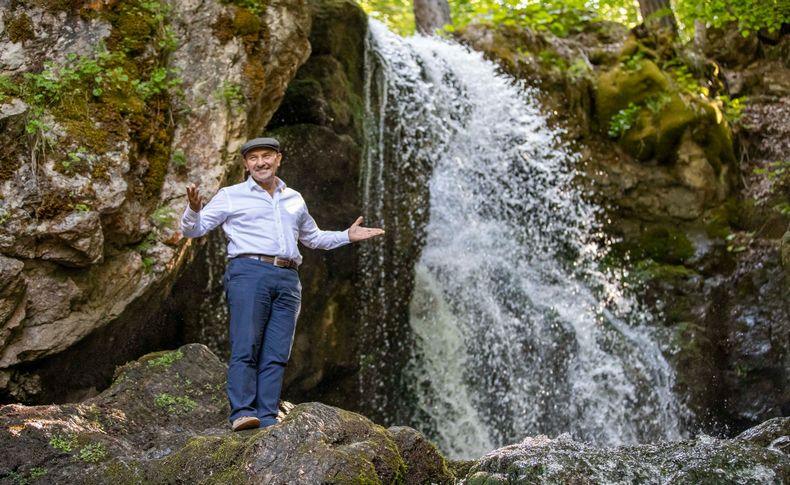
[{"xmin": 241, "ymin": 137, "xmax": 282, "ymax": 186}]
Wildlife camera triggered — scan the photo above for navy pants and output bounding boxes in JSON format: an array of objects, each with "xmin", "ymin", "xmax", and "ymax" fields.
[{"xmin": 223, "ymin": 257, "xmax": 301, "ymax": 426}]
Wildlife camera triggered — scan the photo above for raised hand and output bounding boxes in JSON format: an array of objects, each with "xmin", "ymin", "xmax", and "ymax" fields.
[
  {"xmin": 348, "ymin": 216, "xmax": 384, "ymax": 242},
  {"xmin": 186, "ymin": 183, "xmax": 202, "ymax": 212}
]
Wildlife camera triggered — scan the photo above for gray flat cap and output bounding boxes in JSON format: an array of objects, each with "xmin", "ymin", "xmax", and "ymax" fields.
[{"xmin": 240, "ymin": 137, "xmax": 280, "ymax": 156}]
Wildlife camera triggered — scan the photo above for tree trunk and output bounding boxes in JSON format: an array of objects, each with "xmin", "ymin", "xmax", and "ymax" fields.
[
  {"xmin": 638, "ymin": 0, "xmax": 678, "ymax": 33},
  {"xmin": 413, "ymin": 0, "xmax": 452, "ymax": 35}
]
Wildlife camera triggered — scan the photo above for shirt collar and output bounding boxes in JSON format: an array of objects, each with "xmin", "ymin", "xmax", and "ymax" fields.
[{"xmin": 246, "ymin": 176, "xmax": 287, "ymax": 193}]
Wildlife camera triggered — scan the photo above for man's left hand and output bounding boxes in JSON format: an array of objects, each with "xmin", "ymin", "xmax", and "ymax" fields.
[{"xmin": 348, "ymin": 216, "xmax": 385, "ymax": 242}]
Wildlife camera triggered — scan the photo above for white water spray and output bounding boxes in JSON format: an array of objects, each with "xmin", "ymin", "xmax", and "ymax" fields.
[{"xmin": 361, "ymin": 21, "xmax": 688, "ymax": 459}]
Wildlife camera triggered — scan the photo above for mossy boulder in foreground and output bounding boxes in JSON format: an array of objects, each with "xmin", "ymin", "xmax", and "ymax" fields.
[
  {"xmin": 0, "ymin": 344, "xmax": 454, "ymax": 484},
  {"xmin": 1, "ymin": 344, "xmax": 788, "ymax": 484}
]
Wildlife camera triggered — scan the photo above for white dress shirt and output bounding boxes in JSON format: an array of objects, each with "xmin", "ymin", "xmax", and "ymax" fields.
[{"xmin": 181, "ymin": 177, "xmax": 350, "ymax": 264}]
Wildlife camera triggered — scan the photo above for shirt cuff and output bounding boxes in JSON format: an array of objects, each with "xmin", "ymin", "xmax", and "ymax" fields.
[
  {"xmin": 342, "ymin": 229, "xmax": 351, "ymax": 245},
  {"xmin": 181, "ymin": 205, "xmax": 199, "ymax": 228}
]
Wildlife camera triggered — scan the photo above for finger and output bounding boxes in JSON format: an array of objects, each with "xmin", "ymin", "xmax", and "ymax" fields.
[{"xmin": 352, "ymin": 216, "xmax": 363, "ymax": 227}]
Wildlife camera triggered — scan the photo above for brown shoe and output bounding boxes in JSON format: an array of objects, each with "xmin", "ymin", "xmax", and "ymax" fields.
[{"xmin": 231, "ymin": 416, "xmax": 260, "ymax": 432}]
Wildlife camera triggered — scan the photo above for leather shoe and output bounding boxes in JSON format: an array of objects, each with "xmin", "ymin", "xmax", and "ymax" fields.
[{"xmin": 231, "ymin": 416, "xmax": 260, "ymax": 431}]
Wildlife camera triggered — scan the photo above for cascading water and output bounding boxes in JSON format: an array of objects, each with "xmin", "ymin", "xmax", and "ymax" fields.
[{"xmin": 359, "ymin": 21, "xmax": 688, "ymax": 460}]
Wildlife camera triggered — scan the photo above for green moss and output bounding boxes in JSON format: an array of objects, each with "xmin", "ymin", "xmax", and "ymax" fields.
[
  {"xmin": 6, "ymin": 13, "xmax": 35, "ymax": 43},
  {"xmin": 637, "ymin": 226, "xmax": 695, "ymax": 264},
  {"xmin": 145, "ymin": 350, "xmax": 183, "ymax": 367},
  {"xmin": 233, "ymin": 8, "xmax": 261, "ymax": 36},
  {"xmin": 596, "ymin": 59, "xmax": 669, "ymax": 124},
  {"xmin": 153, "ymin": 433, "xmax": 259, "ymax": 484},
  {"xmin": 102, "ymin": 461, "xmax": 145, "ymax": 485},
  {"xmin": 154, "ymin": 393, "xmax": 197, "ymax": 414}
]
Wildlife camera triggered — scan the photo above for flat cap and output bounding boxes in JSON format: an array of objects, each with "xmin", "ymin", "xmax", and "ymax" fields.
[{"xmin": 240, "ymin": 137, "xmax": 280, "ymax": 156}]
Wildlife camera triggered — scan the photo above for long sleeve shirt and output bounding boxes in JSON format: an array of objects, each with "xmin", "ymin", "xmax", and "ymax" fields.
[{"xmin": 180, "ymin": 177, "xmax": 350, "ymax": 264}]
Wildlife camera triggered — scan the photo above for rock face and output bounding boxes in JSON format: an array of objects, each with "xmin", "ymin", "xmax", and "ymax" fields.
[
  {"xmin": 456, "ymin": 21, "xmax": 790, "ymax": 436},
  {"xmin": 0, "ymin": 344, "xmax": 456, "ymax": 484},
  {"xmin": 0, "ymin": 0, "xmax": 310, "ymax": 403},
  {"xmin": 0, "ymin": 343, "xmax": 787, "ymax": 484},
  {"xmin": 464, "ymin": 427, "xmax": 790, "ymax": 484}
]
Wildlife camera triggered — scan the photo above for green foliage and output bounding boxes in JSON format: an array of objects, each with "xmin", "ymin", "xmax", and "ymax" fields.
[
  {"xmin": 147, "ymin": 350, "xmax": 184, "ymax": 367},
  {"xmin": 357, "ymin": 0, "xmax": 415, "ymax": 36},
  {"xmin": 608, "ymin": 102, "xmax": 641, "ymax": 138},
  {"xmin": 664, "ymin": 62, "xmax": 704, "ymax": 96},
  {"xmin": 69, "ymin": 203, "xmax": 91, "ymax": 212},
  {"xmin": 133, "ymin": 66, "xmax": 183, "ymax": 100},
  {"xmin": 29, "ymin": 468, "xmax": 48, "ymax": 479},
  {"xmin": 216, "ymin": 81, "xmax": 244, "ymax": 108},
  {"xmin": 674, "ymin": 0, "xmax": 790, "ymax": 38},
  {"xmin": 0, "ymin": 74, "xmax": 18, "ymax": 103},
  {"xmin": 754, "ymin": 160, "xmax": 790, "ymax": 216},
  {"xmin": 171, "ymin": 149, "xmax": 186, "ymax": 167},
  {"xmin": 717, "ymin": 95, "xmax": 746, "ymax": 122},
  {"xmin": 77, "ymin": 442, "xmax": 108, "ymax": 463},
  {"xmin": 0, "ymin": 209, "xmax": 7, "ymax": 226},
  {"xmin": 49, "ymin": 433, "xmax": 78, "ymax": 453},
  {"xmin": 725, "ymin": 231, "xmax": 753, "ymax": 253},
  {"xmin": 451, "ymin": 0, "xmax": 600, "ymax": 37},
  {"xmin": 622, "ymin": 51, "xmax": 645, "ymax": 71},
  {"xmin": 142, "ymin": 256, "xmax": 156, "ymax": 273},
  {"xmin": 151, "ymin": 206, "xmax": 175, "ymax": 227},
  {"xmin": 154, "ymin": 393, "xmax": 197, "ymax": 414},
  {"xmin": 644, "ymin": 92, "xmax": 671, "ymax": 113}
]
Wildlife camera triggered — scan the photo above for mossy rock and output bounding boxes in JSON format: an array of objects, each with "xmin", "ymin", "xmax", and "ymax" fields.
[
  {"xmin": 596, "ymin": 59, "xmax": 669, "ymax": 124},
  {"xmin": 654, "ymin": 94, "xmax": 698, "ymax": 162}
]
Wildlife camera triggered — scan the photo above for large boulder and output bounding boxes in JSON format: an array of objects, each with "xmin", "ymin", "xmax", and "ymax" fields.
[
  {"xmin": 0, "ymin": 0, "xmax": 311, "ymax": 403},
  {"xmin": 0, "ymin": 343, "xmax": 456, "ymax": 484},
  {"xmin": 463, "ymin": 428, "xmax": 790, "ymax": 484}
]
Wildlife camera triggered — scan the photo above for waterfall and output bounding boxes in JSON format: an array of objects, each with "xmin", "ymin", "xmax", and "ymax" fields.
[{"xmin": 360, "ymin": 21, "xmax": 688, "ymax": 460}]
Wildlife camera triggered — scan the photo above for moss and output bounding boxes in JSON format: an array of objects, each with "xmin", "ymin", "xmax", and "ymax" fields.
[
  {"xmin": 596, "ymin": 59, "xmax": 669, "ymax": 124},
  {"xmin": 145, "ymin": 349, "xmax": 184, "ymax": 367},
  {"xmin": 233, "ymin": 8, "xmax": 261, "ymax": 36},
  {"xmin": 36, "ymin": 190, "xmax": 75, "ymax": 219},
  {"xmin": 101, "ymin": 461, "xmax": 145, "ymax": 485},
  {"xmin": 5, "ymin": 13, "xmax": 35, "ymax": 43},
  {"xmin": 654, "ymin": 94, "xmax": 697, "ymax": 162},
  {"xmin": 152, "ymin": 433, "xmax": 258, "ymax": 484},
  {"xmin": 638, "ymin": 226, "xmax": 695, "ymax": 264},
  {"xmin": 211, "ymin": 14, "xmax": 236, "ymax": 44}
]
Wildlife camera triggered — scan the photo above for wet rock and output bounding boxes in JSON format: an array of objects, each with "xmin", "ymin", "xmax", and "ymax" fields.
[
  {"xmin": 463, "ymin": 430, "xmax": 790, "ymax": 484},
  {"xmin": 388, "ymin": 425, "xmax": 455, "ymax": 484},
  {"xmin": 738, "ymin": 416, "xmax": 790, "ymax": 453}
]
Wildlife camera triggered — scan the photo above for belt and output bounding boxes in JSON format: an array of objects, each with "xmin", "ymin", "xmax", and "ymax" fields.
[{"xmin": 235, "ymin": 254, "xmax": 299, "ymax": 269}]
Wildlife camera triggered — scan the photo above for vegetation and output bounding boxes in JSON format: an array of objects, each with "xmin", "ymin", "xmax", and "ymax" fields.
[
  {"xmin": 154, "ymin": 393, "xmax": 197, "ymax": 414},
  {"xmin": 147, "ymin": 350, "xmax": 184, "ymax": 367},
  {"xmin": 360, "ymin": 0, "xmax": 788, "ymax": 40},
  {"xmin": 754, "ymin": 160, "xmax": 790, "ymax": 216}
]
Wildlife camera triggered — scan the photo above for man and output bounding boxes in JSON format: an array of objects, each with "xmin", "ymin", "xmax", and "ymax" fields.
[{"xmin": 181, "ymin": 137, "xmax": 384, "ymax": 431}]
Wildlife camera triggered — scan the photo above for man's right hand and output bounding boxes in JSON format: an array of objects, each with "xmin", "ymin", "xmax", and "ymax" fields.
[{"xmin": 186, "ymin": 183, "xmax": 202, "ymax": 212}]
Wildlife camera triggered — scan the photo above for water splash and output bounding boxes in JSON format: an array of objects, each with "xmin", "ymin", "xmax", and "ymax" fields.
[{"xmin": 361, "ymin": 21, "xmax": 688, "ymax": 459}]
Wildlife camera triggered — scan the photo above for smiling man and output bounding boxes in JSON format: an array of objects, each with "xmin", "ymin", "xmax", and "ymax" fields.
[{"xmin": 181, "ymin": 137, "xmax": 384, "ymax": 432}]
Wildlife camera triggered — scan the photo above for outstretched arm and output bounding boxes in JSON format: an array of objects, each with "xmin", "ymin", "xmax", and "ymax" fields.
[{"xmin": 347, "ymin": 216, "xmax": 385, "ymax": 242}]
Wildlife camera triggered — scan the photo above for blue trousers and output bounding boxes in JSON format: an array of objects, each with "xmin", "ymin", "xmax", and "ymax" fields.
[{"xmin": 223, "ymin": 257, "xmax": 301, "ymax": 426}]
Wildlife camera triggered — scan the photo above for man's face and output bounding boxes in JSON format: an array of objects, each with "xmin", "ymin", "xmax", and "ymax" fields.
[{"xmin": 244, "ymin": 147, "xmax": 281, "ymax": 185}]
